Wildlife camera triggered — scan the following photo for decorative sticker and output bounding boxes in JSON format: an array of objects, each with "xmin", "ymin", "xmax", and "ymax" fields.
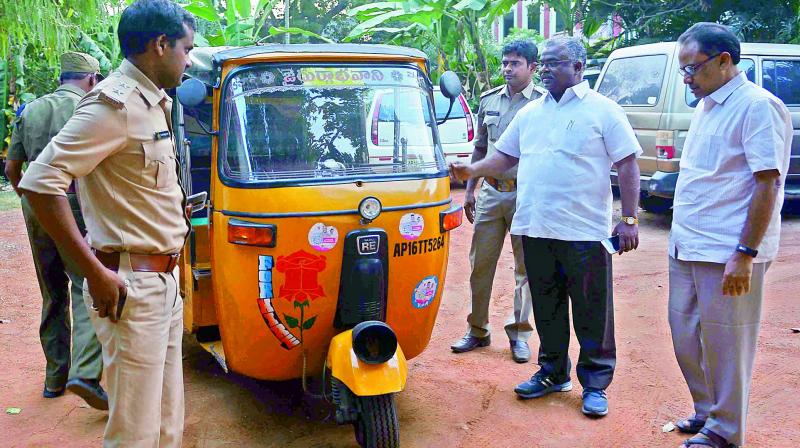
[
  {"xmin": 256, "ymin": 255, "xmax": 300, "ymax": 350},
  {"xmin": 257, "ymin": 250, "xmax": 327, "ymax": 350},
  {"xmin": 412, "ymin": 275, "xmax": 439, "ymax": 309},
  {"xmin": 308, "ymin": 223, "xmax": 339, "ymax": 252},
  {"xmin": 399, "ymin": 213, "xmax": 424, "ymax": 241}
]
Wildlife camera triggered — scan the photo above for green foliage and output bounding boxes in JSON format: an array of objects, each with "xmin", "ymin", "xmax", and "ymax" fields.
[
  {"xmin": 345, "ymin": 0, "xmax": 519, "ymax": 102},
  {"xmin": 1, "ymin": 0, "xmax": 125, "ymax": 156},
  {"xmin": 268, "ymin": 26, "xmax": 335, "ymax": 44},
  {"xmin": 182, "ymin": 0, "xmax": 281, "ymax": 46},
  {"xmin": 595, "ymin": 0, "xmax": 800, "ymax": 49},
  {"xmin": 183, "ymin": 0, "xmax": 369, "ymax": 46}
]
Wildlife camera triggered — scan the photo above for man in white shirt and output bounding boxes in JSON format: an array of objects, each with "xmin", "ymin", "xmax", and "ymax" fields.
[
  {"xmin": 450, "ymin": 36, "xmax": 642, "ymax": 418},
  {"xmin": 668, "ymin": 23, "xmax": 792, "ymax": 448}
]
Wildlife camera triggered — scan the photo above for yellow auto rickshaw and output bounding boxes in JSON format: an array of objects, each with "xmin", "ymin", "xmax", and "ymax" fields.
[{"xmin": 174, "ymin": 44, "xmax": 464, "ymax": 447}]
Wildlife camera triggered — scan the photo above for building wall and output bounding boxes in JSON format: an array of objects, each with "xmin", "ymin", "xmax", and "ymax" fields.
[{"xmin": 493, "ymin": 1, "xmax": 621, "ymax": 43}]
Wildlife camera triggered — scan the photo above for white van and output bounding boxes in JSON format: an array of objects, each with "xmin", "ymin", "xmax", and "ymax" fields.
[
  {"xmin": 366, "ymin": 87, "xmax": 474, "ymax": 167},
  {"xmin": 595, "ymin": 42, "xmax": 800, "ymax": 212}
]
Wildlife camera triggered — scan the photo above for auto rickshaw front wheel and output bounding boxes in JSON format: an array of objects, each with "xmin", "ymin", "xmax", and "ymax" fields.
[{"xmin": 353, "ymin": 394, "xmax": 399, "ymax": 448}]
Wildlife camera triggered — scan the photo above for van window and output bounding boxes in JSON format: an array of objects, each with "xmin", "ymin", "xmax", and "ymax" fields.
[
  {"xmin": 762, "ymin": 59, "xmax": 800, "ymax": 105},
  {"xmin": 685, "ymin": 59, "xmax": 755, "ymax": 107},
  {"xmin": 596, "ymin": 55, "xmax": 668, "ymax": 106},
  {"xmin": 433, "ymin": 90, "xmax": 466, "ymax": 120}
]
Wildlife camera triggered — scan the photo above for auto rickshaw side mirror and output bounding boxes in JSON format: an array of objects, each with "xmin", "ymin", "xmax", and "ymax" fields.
[
  {"xmin": 439, "ymin": 71, "xmax": 462, "ymax": 100},
  {"xmin": 186, "ymin": 191, "xmax": 208, "ymax": 215},
  {"xmin": 177, "ymin": 78, "xmax": 208, "ymax": 108},
  {"xmin": 437, "ymin": 71, "xmax": 463, "ymax": 125}
]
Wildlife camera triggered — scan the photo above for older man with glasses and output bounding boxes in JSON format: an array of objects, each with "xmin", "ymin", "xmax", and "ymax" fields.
[
  {"xmin": 450, "ymin": 35, "xmax": 642, "ymax": 418},
  {"xmin": 669, "ymin": 23, "xmax": 792, "ymax": 448}
]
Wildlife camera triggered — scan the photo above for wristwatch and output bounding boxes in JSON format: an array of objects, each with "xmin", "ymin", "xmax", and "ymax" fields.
[
  {"xmin": 620, "ymin": 216, "xmax": 638, "ymax": 225},
  {"xmin": 735, "ymin": 244, "xmax": 758, "ymax": 258}
]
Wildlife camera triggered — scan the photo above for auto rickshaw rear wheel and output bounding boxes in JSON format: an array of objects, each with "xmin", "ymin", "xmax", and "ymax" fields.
[{"xmin": 353, "ymin": 393, "xmax": 399, "ymax": 448}]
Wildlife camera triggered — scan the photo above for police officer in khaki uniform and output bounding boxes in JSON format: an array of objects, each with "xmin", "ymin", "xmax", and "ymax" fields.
[
  {"xmin": 451, "ymin": 39, "xmax": 544, "ymax": 363},
  {"xmin": 18, "ymin": 1, "xmax": 195, "ymax": 446},
  {"xmin": 5, "ymin": 52, "xmax": 108, "ymax": 408}
]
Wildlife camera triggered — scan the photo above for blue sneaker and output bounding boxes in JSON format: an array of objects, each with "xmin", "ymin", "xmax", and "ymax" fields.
[
  {"xmin": 581, "ymin": 388, "xmax": 608, "ymax": 417},
  {"xmin": 514, "ymin": 370, "xmax": 572, "ymax": 399}
]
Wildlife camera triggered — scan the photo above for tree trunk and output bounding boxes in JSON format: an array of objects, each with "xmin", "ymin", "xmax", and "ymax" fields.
[{"xmin": 465, "ymin": 14, "xmax": 490, "ymax": 90}]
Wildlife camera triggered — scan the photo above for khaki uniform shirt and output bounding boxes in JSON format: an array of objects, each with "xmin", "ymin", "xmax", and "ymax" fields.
[
  {"xmin": 19, "ymin": 59, "xmax": 189, "ymax": 254},
  {"xmin": 474, "ymin": 81, "xmax": 545, "ymax": 180},
  {"xmin": 8, "ymin": 84, "xmax": 86, "ymax": 162}
]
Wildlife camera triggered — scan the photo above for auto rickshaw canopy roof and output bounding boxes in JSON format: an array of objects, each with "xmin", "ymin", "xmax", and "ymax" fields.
[{"xmin": 185, "ymin": 44, "xmax": 430, "ymax": 87}]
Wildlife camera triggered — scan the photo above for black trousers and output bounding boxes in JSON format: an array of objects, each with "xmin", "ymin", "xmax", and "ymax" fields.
[{"xmin": 521, "ymin": 237, "xmax": 616, "ymax": 390}]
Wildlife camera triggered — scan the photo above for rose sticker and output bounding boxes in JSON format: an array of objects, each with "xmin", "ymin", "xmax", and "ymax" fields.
[
  {"xmin": 308, "ymin": 223, "xmax": 338, "ymax": 252},
  {"xmin": 412, "ymin": 275, "xmax": 439, "ymax": 309},
  {"xmin": 399, "ymin": 213, "xmax": 424, "ymax": 241}
]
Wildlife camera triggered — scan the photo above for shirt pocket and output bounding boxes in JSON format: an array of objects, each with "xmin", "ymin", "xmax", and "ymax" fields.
[
  {"xmin": 141, "ymin": 139, "xmax": 177, "ymax": 189},
  {"xmin": 683, "ymin": 134, "xmax": 722, "ymax": 172},
  {"xmin": 484, "ymin": 114, "xmax": 500, "ymax": 142}
]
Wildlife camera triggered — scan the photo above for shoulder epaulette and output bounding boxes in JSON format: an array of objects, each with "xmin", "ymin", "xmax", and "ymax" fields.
[
  {"xmin": 479, "ymin": 85, "xmax": 505, "ymax": 99},
  {"xmin": 98, "ymin": 75, "xmax": 137, "ymax": 109},
  {"xmin": 533, "ymin": 85, "xmax": 548, "ymax": 97}
]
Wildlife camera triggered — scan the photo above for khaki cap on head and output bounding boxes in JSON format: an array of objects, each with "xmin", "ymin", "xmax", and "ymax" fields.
[{"xmin": 60, "ymin": 51, "xmax": 101, "ymax": 73}]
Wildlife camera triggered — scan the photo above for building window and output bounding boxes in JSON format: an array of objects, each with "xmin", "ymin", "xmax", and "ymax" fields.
[
  {"xmin": 527, "ymin": 3, "xmax": 541, "ymax": 32},
  {"xmin": 503, "ymin": 11, "xmax": 515, "ymax": 38}
]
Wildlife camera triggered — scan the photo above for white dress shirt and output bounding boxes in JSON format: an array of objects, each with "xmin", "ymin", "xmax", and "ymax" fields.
[
  {"xmin": 495, "ymin": 80, "xmax": 642, "ymax": 241},
  {"xmin": 670, "ymin": 72, "xmax": 792, "ymax": 263}
]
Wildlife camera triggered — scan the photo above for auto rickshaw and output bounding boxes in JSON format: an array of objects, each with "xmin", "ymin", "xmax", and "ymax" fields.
[{"xmin": 173, "ymin": 44, "xmax": 464, "ymax": 447}]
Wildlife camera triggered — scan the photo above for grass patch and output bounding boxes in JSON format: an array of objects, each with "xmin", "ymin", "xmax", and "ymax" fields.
[{"xmin": 0, "ymin": 180, "xmax": 21, "ymax": 211}]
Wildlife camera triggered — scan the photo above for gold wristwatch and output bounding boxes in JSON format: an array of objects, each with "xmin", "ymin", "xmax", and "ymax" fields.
[{"xmin": 621, "ymin": 216, "xmax": 638, "ymax": 225}]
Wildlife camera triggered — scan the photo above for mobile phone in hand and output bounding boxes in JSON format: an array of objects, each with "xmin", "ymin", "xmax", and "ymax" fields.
[{"xmin": 601, "ymin": 234, "xmax": 621, "ymax": 254}]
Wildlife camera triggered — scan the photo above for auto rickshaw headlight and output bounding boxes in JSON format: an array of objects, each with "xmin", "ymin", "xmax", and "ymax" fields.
[
  {"xmin": 351, "ymin": 321, "xmax": 397, "ymax": 365},
  {"xmin": 358, "ymin": 197, "xmax": 382, "ymax": 224}
]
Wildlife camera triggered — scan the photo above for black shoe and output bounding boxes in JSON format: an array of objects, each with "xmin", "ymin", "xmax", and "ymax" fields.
[
  {"xmin": 43, "ymin": 385, "xmax": 65, "ymax": 399},
  {"xmin": 66, "ymin": 378, "xmax": 109, "ymax": 411},
  {"xmin": 510, "ymin": 340, "xmax": 531, "ymax": 363},
  {"xmin": 451, "ymin": 334, "xmax": 490, "ymax": 353}
]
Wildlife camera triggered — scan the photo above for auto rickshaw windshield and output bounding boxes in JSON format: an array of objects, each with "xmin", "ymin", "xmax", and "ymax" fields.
[{"xmin": 220, "ymin": 63, "xmax": 446, "ymax": 185}]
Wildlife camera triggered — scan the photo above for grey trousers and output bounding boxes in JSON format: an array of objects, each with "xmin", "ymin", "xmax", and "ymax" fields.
[
  {"xmin": 467, "ymin": 182, "xmax": 533, "ymax": 341},
  {"xmin": 668, "ymin": 256, "xmax": 768, "ymax": 447}
]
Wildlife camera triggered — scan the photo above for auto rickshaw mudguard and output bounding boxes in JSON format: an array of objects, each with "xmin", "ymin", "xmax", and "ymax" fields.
[{"xmin": 327, "ymin": 329, "xmax": 408, "ymax": 396}]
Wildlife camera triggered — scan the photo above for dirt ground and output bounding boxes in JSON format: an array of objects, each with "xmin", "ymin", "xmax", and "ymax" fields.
[{"xmin": 1, "ymin": 190, "xmax": 799, "ymax": 448}]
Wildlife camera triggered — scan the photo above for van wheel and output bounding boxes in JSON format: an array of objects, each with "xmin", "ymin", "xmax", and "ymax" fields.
[
  {"xmin": 641, "ymin": 195, "xmax": 672, "ymax": 214},
  {"xmin": 353, "ymin": 394, "xmax": 399, "ymax": 448}
]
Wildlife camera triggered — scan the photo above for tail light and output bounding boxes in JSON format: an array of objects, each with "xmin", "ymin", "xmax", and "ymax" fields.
[
  {"xmin": 656, "ymin": 130, "xmax": 675, "ymax": 159},
  {"xmin": 440, "ymin": 204, "xmax": 464, "ymax": 232},
  {"xmin": 228, "ymin": 219, "xmax": 276, "ymax": 247},
  {"xmin": 371, "ymin": 92, "xmax": 383, "ymax": 146},
  {"xmin": 458, "ymin": 95, "xmax": 474, "ymax": 141}
]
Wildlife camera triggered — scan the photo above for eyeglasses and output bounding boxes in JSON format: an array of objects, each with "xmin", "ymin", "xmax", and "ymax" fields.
[
  {"xmin": 538, "ymin": 59, "xmax": 573, "ymax": 70},
  {"xmin": 679, "ymin": 53, "xmax": 720, "ymax": 78}
]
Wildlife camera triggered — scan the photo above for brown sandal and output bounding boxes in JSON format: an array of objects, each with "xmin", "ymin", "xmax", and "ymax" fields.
[
  {"xmin": 681, "ymin": 429, "xmax": 735, "ymax": 448},
  {"xmin": 675, "ymin": 416, "xmax": 706, "ymax": 434}
]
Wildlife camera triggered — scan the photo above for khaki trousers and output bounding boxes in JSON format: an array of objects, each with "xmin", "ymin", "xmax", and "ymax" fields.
[
  {"xmin": 21, "ymin": 194, "xmax": 102, "ymax": 389},
  {"xmin": 467, "ymin": 182, "xmax": 533, "ymax": 341},
  {"xmin": 668, "ymin": 256, "xmax": 767, "ymax": 447},
  {"xmin": 84, "ymin": 254, "xmax": 184, "ymax": 448}
]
